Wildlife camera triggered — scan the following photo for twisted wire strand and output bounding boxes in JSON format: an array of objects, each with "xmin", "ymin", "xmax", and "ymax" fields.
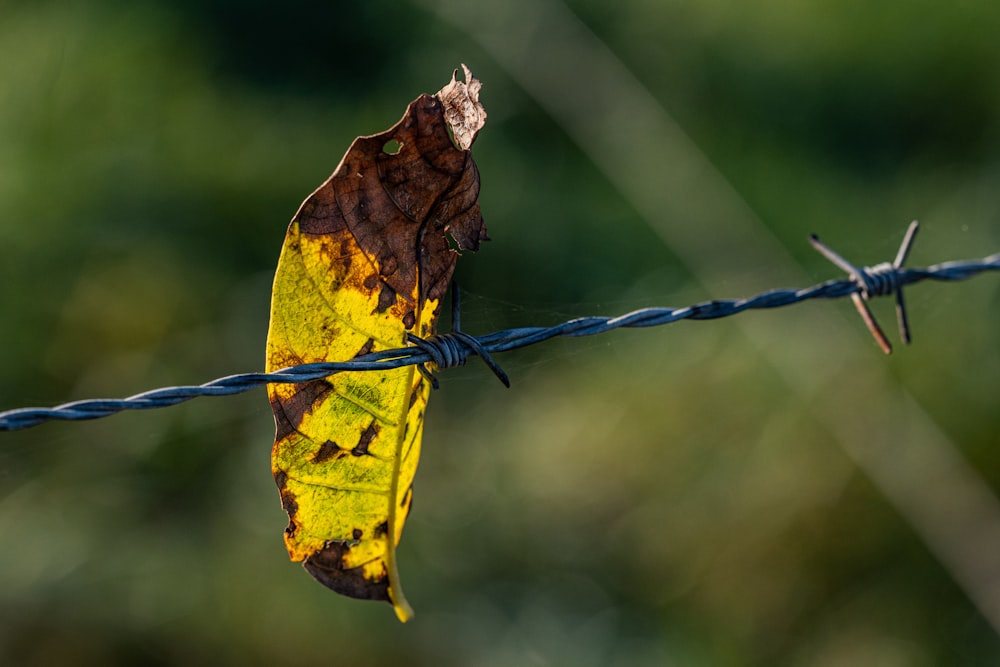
[{"xmin": 1, "ymin": 252, "xmax": 998, "ymax": 432}]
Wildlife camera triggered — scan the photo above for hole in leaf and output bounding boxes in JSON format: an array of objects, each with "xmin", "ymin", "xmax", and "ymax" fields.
[{"xmin": 383, "ymin": 140, "xmax": 402, "ymax": 155}]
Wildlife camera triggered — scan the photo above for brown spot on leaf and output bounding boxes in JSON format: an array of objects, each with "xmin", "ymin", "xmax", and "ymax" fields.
[
  {"xmin": 374, "ymin": 521, "xmax": 389, "ymax": 538},
  {"xmin": 353, "ymin": 422, "xmax": 380, "ymax": 456},
  {"xmin": 281, "ymin": 491, "xmax": 298, "ymax": 517},
  {"xmin": 352, "ymin": 528, "xmax": 363, "ymax": 540},
  {"xmin": 382, "ymin": 255, "xmax": 398, "ymax": 277},
  {"xmin": 408, "ymin": 387, "xmax": 419, "ymax": 409},
  {"xmin": 274, "ymin": 469, "xmax": 299, "ymax": 535},
  {"xmin": 281, "ymin": 490, "xmax": 299, "ymax": 525},
  {"xmin": 272, "ymin": 380, "xmax": 334, "ymax": 440},
  {"xmin": 376, "ymin": 282, "xmax": 397, "ymax": 313},
  {"xmin": 363, "ymin": 274, "xmax": 378, "ymax": 291},
  {"xmin": 304, "ymin": 542, "xmax": 390, "ymax": 602},
  {"xmin": 312, "ymin": 440, "xmax": 344, "ymax": 464},
  {"xmin": 402, "ymin": 310, "xmax": 416, "ymax": 330},
  {"xmin": 271, "ymin": 396, "xmax": 299, "ymax": 443},
  {"xmin": 354, "ymin": 337, "xmax": 375, "ymax": 358},
  {"xmin": 339, "ymin": 239, "xmax": 353, "ymax": 272}
]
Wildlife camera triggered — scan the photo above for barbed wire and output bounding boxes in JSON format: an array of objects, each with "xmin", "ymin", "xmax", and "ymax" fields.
[{"xmin": 1, "ymin": 222, "xmax": 998, "ymax": 432}]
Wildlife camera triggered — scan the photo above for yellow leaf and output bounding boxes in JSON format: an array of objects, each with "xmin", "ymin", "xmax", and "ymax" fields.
[{"xmin": 265, "ymin": 67, "xmax": 487, "ymax": 622}]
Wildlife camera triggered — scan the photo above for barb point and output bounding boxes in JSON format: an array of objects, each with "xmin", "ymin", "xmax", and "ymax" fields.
[{"xmin": 810, "ymin": 221, "xmax": 920, "ymax": 354}]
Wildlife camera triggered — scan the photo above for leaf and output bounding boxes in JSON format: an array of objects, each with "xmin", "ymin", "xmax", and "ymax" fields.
[{"xmin": 264, "ymin": 66, "xmax": 488, "ymax": 622}]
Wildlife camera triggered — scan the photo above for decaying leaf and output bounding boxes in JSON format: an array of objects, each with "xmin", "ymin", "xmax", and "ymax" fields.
[
  {"xmin": 438, "ymin": 64, "xmax": 486, "ymax": 151},
  {"xmin": 265, "ymin": 67, "xmax": 488, "ymax": 622}
]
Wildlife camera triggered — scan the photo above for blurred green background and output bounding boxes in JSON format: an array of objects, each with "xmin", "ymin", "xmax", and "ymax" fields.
[{"xmin": 2, "ymin": 0, "xmax": 1000, "ymax": 664}]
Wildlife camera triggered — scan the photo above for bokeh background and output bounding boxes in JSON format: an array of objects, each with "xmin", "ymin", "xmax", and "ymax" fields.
[{"xmin": 2, "ymin": 1, "xmax": 1000, "ymax": 665}]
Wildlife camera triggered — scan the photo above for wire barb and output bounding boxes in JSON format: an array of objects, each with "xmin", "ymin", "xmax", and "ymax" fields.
[
  {"xmin": 810, "ymin": 220, "xmax": 920, "ymax": 354},
  {"xmin": 1, "ymin": 230, "xmax": 998, "ymax": 432}
]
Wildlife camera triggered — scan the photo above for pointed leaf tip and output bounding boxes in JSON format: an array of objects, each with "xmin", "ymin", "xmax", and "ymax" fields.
[{"xmin": 436, "ymin": 64, "xmax": 486, "ymax": 150}]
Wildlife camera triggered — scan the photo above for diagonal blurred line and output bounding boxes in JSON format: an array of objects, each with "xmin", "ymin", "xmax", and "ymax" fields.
[{"xmin": 425, "ymin": 0, "xmax": 1000, "ymax": 632}]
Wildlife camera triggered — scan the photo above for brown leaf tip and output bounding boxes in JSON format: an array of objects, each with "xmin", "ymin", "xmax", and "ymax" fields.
[{"xmin": 436, "ymin": 64, "xmax": 486, "ymax": 151}]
